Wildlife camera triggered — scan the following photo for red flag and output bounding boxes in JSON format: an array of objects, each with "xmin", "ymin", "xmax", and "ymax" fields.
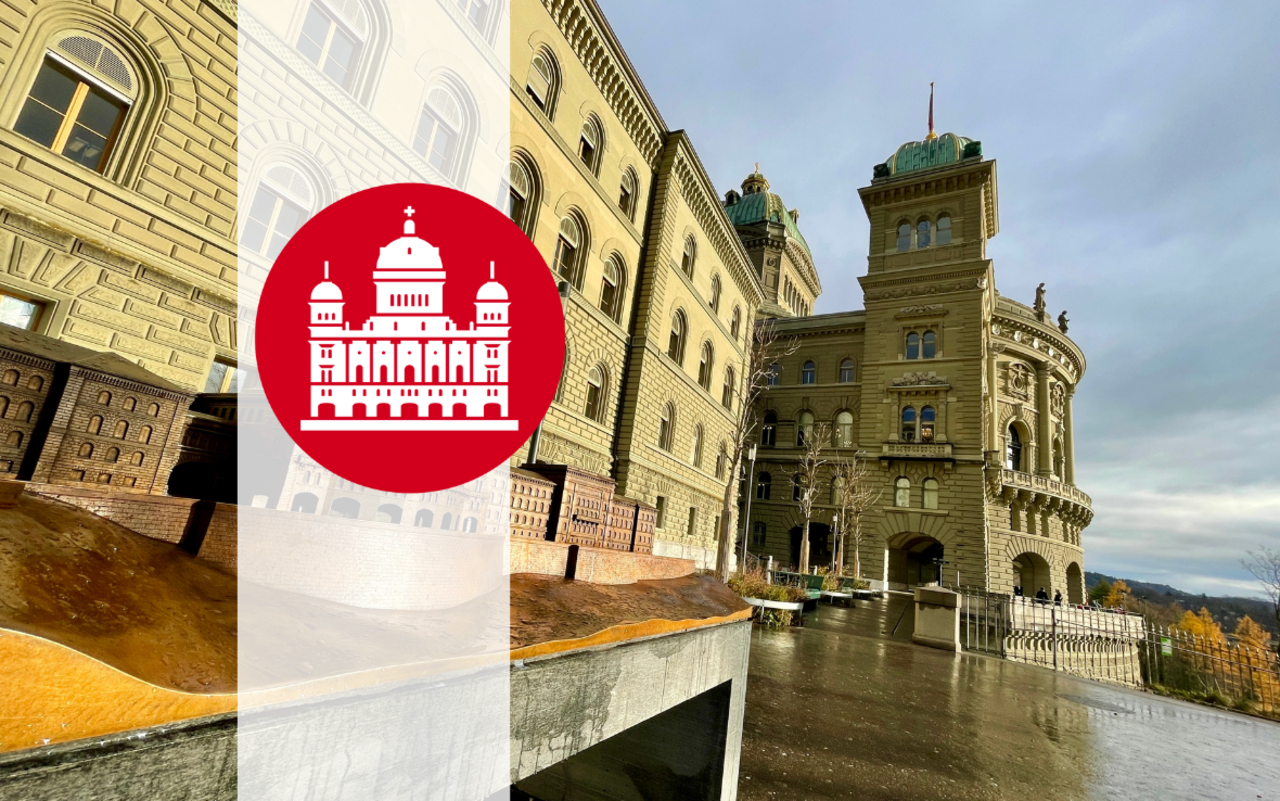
[{"xmin": 928, "ymin": 82, "xmax": 935, "ymax": 136}]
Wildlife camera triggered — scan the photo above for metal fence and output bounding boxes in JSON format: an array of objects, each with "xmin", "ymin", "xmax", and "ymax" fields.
[{"xmin": 956, "ymin": 589, "xmax": 1280, "ymax": 713}]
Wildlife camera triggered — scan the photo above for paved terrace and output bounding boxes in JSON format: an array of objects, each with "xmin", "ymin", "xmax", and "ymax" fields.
[{"xmin": 739, "ymin": 597, "xmax": 1280, "ymax": 801}]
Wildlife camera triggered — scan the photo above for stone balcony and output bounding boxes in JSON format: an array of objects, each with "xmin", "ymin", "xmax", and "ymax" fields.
[
  {"xmin": 990, "ymin": 468, "xmax": 1093, "ymax": 529},
  {"xmin": 879, "ymin": 442, "xmax": 953, "ymax": 461}
]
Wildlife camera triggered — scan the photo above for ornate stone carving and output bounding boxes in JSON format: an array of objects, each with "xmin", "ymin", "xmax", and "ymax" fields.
[
  {"xmin": 892, "ymin": 371, "xmax": 947, "ymax": 387},
  {"xmin": 864, "ymin": 277, "xmax": 987, "ymax": 302},
  {"xmin": 897, "ymin": 304, "xmax": 945, "ymax": 316}
]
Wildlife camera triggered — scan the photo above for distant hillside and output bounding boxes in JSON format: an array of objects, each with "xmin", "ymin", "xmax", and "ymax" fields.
[{"xmin": 1086, "ymin": 571, "xmax": 1277, "ymax": 637}]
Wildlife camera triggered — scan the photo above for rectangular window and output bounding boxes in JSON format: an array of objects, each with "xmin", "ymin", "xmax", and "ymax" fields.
[
  {"xmin": 686, "ymin": 507, "xmax": 697, "ymax": 538},
  {"xmin": 654, "ymin": 496, "xmax": 666, "ymax": 528},
  {"xmin": 205, "ymin": 357, "xmax": 243, "ymax": 394},
  {"xmin": 297, "ymin": 4, "xmax": 360, "ymax": 88},
  {"xmin": 0, "ymin": 290, "xmax": 47, "ymax": 331},
  {"xmin": 241, "ymin": 185, "xmax": 307, "ymax": 260},
  {"xmin": 14, "ymin": 57, "xmax": 128, "ymax": 174}
]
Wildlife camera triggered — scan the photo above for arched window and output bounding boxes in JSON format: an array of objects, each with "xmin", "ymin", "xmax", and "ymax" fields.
[
  {"xmin": 462, "ymin": 517, "xmax": 479, "ymax": 533},
  {"xmin": 414, "ymin": 85, "xmax": 465, "ymax": 177},
  {"xmin": 148, "ymin": 403, "xmax": 160, "ymax": 416},
  {"xmin": 906, "ymin": 332, "xmax": 920, "ymax": 360},
  {"xmin": 1053, "ymin": 438, "xmax": 1064, "ymax": 479},
  {"xmin": 618, "ymin": 168, "xmax": 637, "ymax": 220},
  {"xmin": 920, "ymin": 406, "xmax": 936, "ymax": 443},
  {"xmin": 15, "ymin": 402, "xmax": 33, "ymax": 422},
  {"xmin": 766, "ymin": 362, "xmax": 781, "ymax": 386},
  {"xmin": 761, "ymin": 410, "xmax": 777, "ymax": 447},
  {"xmin": 525, "ymin": 49, "xmax": 560, "ymax": 119},
  {"xmin": 901, "ymin": 406, "xmax": 917, "ymax": 443},
  {"xmin": 122, "ymin": 397, "xmax": 135, "ymax": 411},
  {"xmin": 839, "ymin": 358, "xmax": 855, "ymax": 383},
  {"xmin": 792, "ymin": 474, "xmax": 805, "ymax": 502},
  {"xmin": 375, "ymin": 503, "xmax": 403, "ymax": 524},
  {"xmin": 756, "ymin": 472, "xmax": 772, "ymax": 500},
  {"xmin": 923, "ymin": 478, "xmax": 939, "ymax": 509},
  {"xmin": 553, "ymin": 214, "xmax": 586, "ymax": 287},
  {"xmin": 506, "ymin": 156, "xmax": 539, "ymax": 235},
  {"xmin": 78, "ymin": 442, "xmax": 93, "ymax": 458},
  {"xmin": 835, "ymin": 410, "xmax": 854, "ymax": 447},
  {"xmin": 578, "ymin": 115, "xmax": 603, "ymax": 175},
  {"xmin": 895, "ymin": 477, "xmax": 911, "ymax": 507},
  {"xmin": 584, "ymin": 365, "xmax": 605, "ymax": 422},
  {"xmin": 105, "ymin": 447, "xmax": 119, "ymax": 462},
  {"xmin": 697, "ymin": 341, "xmax": 714, "ymax": 390},
  {"xmin": 731, "ymin": 306, "xmax": 742, "ymax": 340},
  {"xmin": 599, "ymin": 254, "xmax": 625, "ymax": 321},
  {"xmin": 87, "ymin": 415, "xmax": 103, "ymax": 435},
  {"xmin": 415, "ymin": 509, "xmax": 434, "ymax": 527},
  {"xmin": 721, "ymin": 366, "xmax": 736, "ymax": 410},
  {"xmin": 680, "ymin": 236, "xmax": 696, "ymax": 278},
  {"xmin": 797, "ymin": 411, "xmax": 814, "ymax": 446},
  {"xmin": 0, "ymin": 370, "xmax": 16, "ymax": 386},
  {"xmin": 715, "ymin": 446, "xmax": 727, "ymax": 480},
  {"xmin": 6, "ymin": 431, "xmax": 22, "ymax": 447},
  {"xmin": 896, "ymin": 222, "xmax": 912, "ymax": 252},
  {"xmin": 15, "ymin": 35, "xmax": 137, "ymax": 174},
  {"xmin": 1006, "ymin": 424, "xmax": 1023, "ymax": 471},
  {"xmin": 658, "ymin": 402, "xmax": 675, "ymax": 451},
  {"xmin": 242, "ymin": 163, "xmax": 314, "ymax": 260},
  {"xmin": 801, "ymin": 360, "xmax": 816, "ymax": 385},
  {"xmin": 138, "ymin": 425, "xmax": 152, "ymax": 444},
  {"xmin": 296, "ymin": 1, "xmax": 366, "ymax": 88},
  {"xmin": 936, "ymin": 214, "xmax": 952, "ymax": 245},
  {"xmin": 441, "ymin": 512, "xmax": 453, "ymax": 530},
  {"xmin": 667, "ymin": 310, "xmax": 687, "ymax": 364},
  {"xmin": 751, "ymin": 521, "xmax": 766, "ymax": 546},
  {"xmin": 922, "ymin": 330, "xmax": 937, "ymax": 359},
  {"xmin": 0, "ymin": 398, "xmax": 8, "ymax": 417},
  {"xmin": 112, "ymin": 420, "xmax": 127, "ymax": 438},
  {"xmin": 27, "ymin": 376, "xmax": 43, "ymax": 391},
  {"xmin": 709, "ymin": 274, "xmax": 722, "ymax": 312},
  {"xmin": 98, "ymin": 391, "xmax": 111, "ymax": 405},
  {"xmin": 691, "ymin": 424, "xmax": 704, "ymax": 468},
  {"xmin": 916, "ymin": 218, "xmax": 931, "ymax": 248}
]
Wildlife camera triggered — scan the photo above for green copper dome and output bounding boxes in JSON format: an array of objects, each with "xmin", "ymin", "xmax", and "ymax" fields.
[
  {"xmin": 874, "ymin": 132, "xmax": 981, "ymax": 179},
  {"xmin": 722, "ymin": 168, "xmax": 810, "ymax": 255}
]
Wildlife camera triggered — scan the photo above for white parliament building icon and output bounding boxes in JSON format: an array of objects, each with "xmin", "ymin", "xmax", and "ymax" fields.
[{"xmin": 300, "ymin": 206, "xmax": 517, "ymax": 431}]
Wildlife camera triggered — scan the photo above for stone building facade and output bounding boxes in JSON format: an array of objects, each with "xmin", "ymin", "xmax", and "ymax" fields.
[
  {"xmin": 507, "ymin": 0, "xmax": 765, "ymax": 566},
  {"xmin": 744, "ymin": 133, "xmax": 1092, "ymax": 602},
  {"xmin": 723, "ymin": 168, "xmax": 821, "ymax": 320}
]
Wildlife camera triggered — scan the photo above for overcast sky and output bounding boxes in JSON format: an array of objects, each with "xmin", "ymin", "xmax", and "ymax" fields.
[{"xmin": 600, "ymin": 0, "xmax": 1280, "ymax": 598}]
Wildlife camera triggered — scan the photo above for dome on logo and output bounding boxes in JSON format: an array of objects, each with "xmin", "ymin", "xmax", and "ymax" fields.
[
  {"xmin": 476, "ymin": 280, "xmax": 508, "ymax": 301},
  {"xmin": 310, "ymin": 280, "xmax": 343, "ymax": 301},
  {"xmin": 377, "ymin": 210, "xmax": 443, "ymax": 271}
]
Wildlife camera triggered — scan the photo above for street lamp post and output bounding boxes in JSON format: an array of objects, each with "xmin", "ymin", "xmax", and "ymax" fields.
[
  {"xmin": 739, "ymin": 444, "xmax": 758, "ymax": 570},
  {"xmin": 831, "ymin": 512, "xmax": 840, "ymax": 574}
]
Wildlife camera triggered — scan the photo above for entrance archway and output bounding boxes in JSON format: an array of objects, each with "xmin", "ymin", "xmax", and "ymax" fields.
[
  {"xmin": 789, "ymin": 523, "xmax": 831, "ymax": 571},
  {"xmin": 888, "ymin": 535, "xmax": 944, "ymax": 588},
  {"xmin": 1013, "ymin": 551, "xmax": 1052, "ymax": 597},
  {"xmin": 290, "ymin": 492, "xmax": 318, "ymax": 513},
  {"xmin": 1066, "ymin": 562, "xmax": 1084, "ymax": 604}
]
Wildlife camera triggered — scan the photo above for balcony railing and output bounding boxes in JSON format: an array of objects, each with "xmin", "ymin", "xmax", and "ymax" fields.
[
  {"xmin": 1000, "ymin": 469, "xmax": 1091, "ymax": 508},
  {"xmin": 880, "ymin": 442, "xmax": 952, "ymax": 460}
]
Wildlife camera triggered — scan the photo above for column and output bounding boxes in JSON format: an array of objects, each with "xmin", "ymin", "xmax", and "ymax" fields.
[
  {"xmin": 1063, "ymin": 386, "xmax": 1076, "ymax": 485},
  {"xmin": 986, "ymin": 344, "xmax": 1003, "ymax": 452},
  {"xmin": 1035, "ymin": 363, "xmax": 1052, "ymax": 476}
]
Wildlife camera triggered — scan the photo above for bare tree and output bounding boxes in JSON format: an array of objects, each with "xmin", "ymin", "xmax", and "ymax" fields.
[
  {"xmin": 830, "ymin": 449, "xmax": 881, "ymax": 579},
  {"xmin": 790, "ymin": 422, "xmax": 830, "ymax": 574},
  {"xmin": 1243, "ymin": 547, "xmax": 1280, "ymax": 649},
  {"xmin": 715, "ymin": 320, "xmax": 799, "ymax": 582}
]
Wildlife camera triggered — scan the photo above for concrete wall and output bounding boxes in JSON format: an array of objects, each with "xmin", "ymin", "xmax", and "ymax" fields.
[
  {"xmin": 511, "ymin": 619, "xmax": 752, "ymax": 801},
  {"xmin": 509, "ymin": 536, "xmax": 695, "ymax": 585}
]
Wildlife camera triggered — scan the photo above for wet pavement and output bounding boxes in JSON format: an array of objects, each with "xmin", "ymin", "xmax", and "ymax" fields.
[{"xmin": 738, "ymin": 597, "xmax": 1280, "ymax": 800}]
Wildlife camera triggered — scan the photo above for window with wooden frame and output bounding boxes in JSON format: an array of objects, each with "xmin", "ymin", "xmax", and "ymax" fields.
[
  {"xmin": 414, "ymin": 86, "xmax": 465, "ymax": 177},
  {"xmin": 0, "ymin": 289, "xmax": 47, "ymax": 332},
  {"xmin": 525, "ymin": 50, "xmax": 559, "ymax": 119},
  {"xmin": 296, "ymin": 2, "xmax": 363, "ymax": 89},
  {"xmin": 15, "ymin": 41, "xmax": 135, "ymax": 175}
]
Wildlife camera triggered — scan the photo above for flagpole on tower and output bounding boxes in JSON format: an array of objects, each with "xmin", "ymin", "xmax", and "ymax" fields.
[{"xmin": 926, "ymin": 82, "xmax": 937, "ymax": 140}]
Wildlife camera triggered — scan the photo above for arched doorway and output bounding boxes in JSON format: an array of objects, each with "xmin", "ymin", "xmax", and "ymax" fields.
[
  {"xmin": 291, "ymin": 492, "xmax": 318, "ymax": 513},
  {"xmin": 888, "ymin": 535, "xmax": 945, "ymax": 588},
  {"xmin": 375, "ymin": 503, "xmax": 402, "ymax": 524},
  {"xmin": 329, "ymin": 497, "xmax": 360, "ymax": 519},
  {"xmin": 1066, "ymin": 562, "xmax": 1084, "ymax": 604},
  {"xmin": 789, "ymin": 523, "xmax": 831, "ymax": 571},
  {"xmin": 1013, "ymin": 551, "xmax": 1052, "ymax": 597}
]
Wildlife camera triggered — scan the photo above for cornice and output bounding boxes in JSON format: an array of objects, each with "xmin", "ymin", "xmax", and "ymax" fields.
[
  {"xmin": 859, "ymin": 159, "xmax": 998, "ymax": 242},
  {"xmin": 541, "ymin": 0, "xmax": 665, "ymax": 169},
  {"xmin": 991, "ymin": 315, "xmax": 1085, "ymax": 381},
  {"xmin": 784, "ymin": 239, "xmax": 822, "ymax": 296}
]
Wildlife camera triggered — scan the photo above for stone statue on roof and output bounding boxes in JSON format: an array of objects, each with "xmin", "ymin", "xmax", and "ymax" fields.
[
  {"xmin": 1033, "ymin": 283, "xmax": 1047, "ymax": 314},
  {"xmin": 1058, "ymin": 310, "xmax": 1069, "ymax": 334}
]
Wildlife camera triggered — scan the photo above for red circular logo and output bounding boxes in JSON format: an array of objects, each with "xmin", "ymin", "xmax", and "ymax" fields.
[{"xmin": 256, "ymin": 184, "xmax": 564, "ymax": 492}]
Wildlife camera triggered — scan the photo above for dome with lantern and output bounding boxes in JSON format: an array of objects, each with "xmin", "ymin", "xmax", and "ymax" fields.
[
  {"xmin": 310, "ymin": 261, "xmax": 343, "ymax": 300},
  {"xmin": 377, "ymin": 206, "xmax": 444, "ymax": 271}
]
